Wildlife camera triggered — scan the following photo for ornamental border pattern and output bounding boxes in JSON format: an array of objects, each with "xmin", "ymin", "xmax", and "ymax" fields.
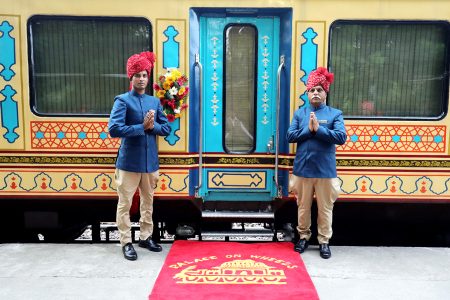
[
  {"xmin": 338, "ymin": 175, "xmax": 450, "ymax": 196},
  {"xmin": 31, "ymin": 121, "xmax": 120, "ymax": 149},
  {"xmin": 1, "ymin": 156, "xmax": 450, "ymax": 168},
  {"xmin": 260, "ymin": 34, "xmax": 271, "ymax": 125},
  {"xmin": 338, "ymin": 125, "xmax": 446, "ymax": 153},
  {"xmin": 1, "ymin": 171, "xmax": 448, "ymax": 197},
  {"xmin": 0, "ymin": 156, "xmax": 116, "ymax": 165},
  {"xmin": 0, "ymin": 171, "xmax": 189, "ymax": 194},
  {"xmin": 30, "ymin": 122, "xmax": 447, "ymax": 153},
  {"xmin": 209, "ymin": 35, "xmax": 220, "ymax": 127},
  {"xmin": 337, "ymin": 159, "xmax": 450, "ymax": 168}
]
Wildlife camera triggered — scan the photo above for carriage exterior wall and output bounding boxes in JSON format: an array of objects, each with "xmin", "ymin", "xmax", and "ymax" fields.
[{"xmin": 0, "ymin": 0, "xmax": 449, "ymax": 204}]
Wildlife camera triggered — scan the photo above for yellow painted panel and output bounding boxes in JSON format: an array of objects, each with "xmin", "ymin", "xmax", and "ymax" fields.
[
  {"xmin": 0, "ymin": 169, "xmax": 189, "ymax": 196},
  {"xmin": 290, "ymin": 21, "xmax": 326, "ymax": 154},
  {"xmin": 156, "ymin": 170, "xmax": 189, "ymax": 196},
  {"xmin": 156, "ymin": 19, "xmax": 188, "ymax": 152},
  {"xmin": 0, "ymin": 170, "xmax": 116, "ymax": 195},
  {"xmin": 339, "ymin": 173, "xmax": 450, "ymax": 199}
]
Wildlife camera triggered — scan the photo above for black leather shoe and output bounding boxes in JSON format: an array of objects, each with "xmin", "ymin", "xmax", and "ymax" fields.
[
  {"xmin": 319, "ymin": 243, "xmax": 331, "ymax": 259},
  {"xmin": 294, "ymin": 239, "xmax": 309, "ymax": 253},
  {"xmin": 138, "ymin": 237, "xmax": 162, "ymax": 252},
  {"xmin": 122, "ymin": 243, "xmax": 137, "ymax": 261}
]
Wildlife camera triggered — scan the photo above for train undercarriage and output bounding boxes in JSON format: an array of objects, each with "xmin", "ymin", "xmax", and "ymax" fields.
[{"xmin": 2, "ymin": 198, "xmax": 450, "ymax": 247}]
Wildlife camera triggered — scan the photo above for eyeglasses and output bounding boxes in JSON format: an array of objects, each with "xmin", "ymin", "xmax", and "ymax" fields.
[{"xmin": 308, "ymin": 87, "xmax": 325, "ymax": 93}]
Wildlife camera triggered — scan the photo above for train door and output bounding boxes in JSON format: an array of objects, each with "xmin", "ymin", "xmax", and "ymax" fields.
[{"xmin": 197, "ymin": 16, "xmax": 281, "ymax": 201}]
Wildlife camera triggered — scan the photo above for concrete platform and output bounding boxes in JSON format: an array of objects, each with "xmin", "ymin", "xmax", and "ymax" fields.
[{"xmin": 0, "ymin": 243, "xmax": 449, "ymax": 299}]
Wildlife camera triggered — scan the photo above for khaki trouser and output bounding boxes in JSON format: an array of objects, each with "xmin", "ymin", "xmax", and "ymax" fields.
[
  {"xmin": 289, "ymin": 175, "xmax": 341, "ymax": 244},
  {"xmin": 115, "ymin": 169, "xmax": 159, "ymax": 246}
]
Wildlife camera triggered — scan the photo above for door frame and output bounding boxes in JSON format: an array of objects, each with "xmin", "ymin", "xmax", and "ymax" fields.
[{"xmin": 189, "ymin": 7, "xmax": 293, "ymax": 199}]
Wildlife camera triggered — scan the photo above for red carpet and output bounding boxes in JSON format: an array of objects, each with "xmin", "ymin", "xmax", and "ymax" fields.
[{"xmin": 149, "ymin": 241, "xmax": 319, "ymax": 300}]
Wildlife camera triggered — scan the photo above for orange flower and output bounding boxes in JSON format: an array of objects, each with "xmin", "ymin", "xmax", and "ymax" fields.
[{"xmin": 157, "ymin": 90, "xmax": 166, "ymax": 98}]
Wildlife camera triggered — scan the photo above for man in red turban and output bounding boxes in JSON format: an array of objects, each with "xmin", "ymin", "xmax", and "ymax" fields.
[
  {"xmin": 109, "ymin": 51, "xmax": 170, "ymax": 261},
  {"xmin": 287, "ymin": 67, "xmax": 347, "ymax": 259},
  {"xmin": 126, "ymin": 51, "xmax": 156, "ymax": 80},
  {"xmin": 305, "ymin": 67, "xmax": 334, "ymax": 93}
]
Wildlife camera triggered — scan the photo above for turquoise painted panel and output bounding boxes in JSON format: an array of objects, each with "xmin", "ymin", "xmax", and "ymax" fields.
[
  {"xmin": 0, "ymin": 85, "xmax": 19, "ymax": 143},
  {"xmin": 206, "ymin": 169, "xmax": 271, "ymax": 201},
  {"xmin": 255, "ymin": 18, "xmax": 279, "ymax": 151},
  {"xmin": 162, "ymin": 25, "xmax": 182, "ymax": 145},
  {"xmin": 200, "ymin": 16, "xmax": 280, "ymax": 200},
  {"xmin": 163, "ymin": 25, "xmax": 180, "ymax": 69},
  {"xmin": 208, "ymin": 171, "xmax": 266, "ymax": 190},
  {"xmin": 202, "ymin": 16, "xmax": 280, "ymax": 153},
  {"xmin": 201, "ymin": 17, "xmax": 224, "ymax": 153},
  {"xmin": 0, "ymin": 21, "xmax": 16, "ymax": 81},
  {"xmin": 164, "ymin": 117, "xmax": 180, "ymax": 145},
  {"xmin": 299, "ymin": 27, "xmax": 318, "ymax": 107}
]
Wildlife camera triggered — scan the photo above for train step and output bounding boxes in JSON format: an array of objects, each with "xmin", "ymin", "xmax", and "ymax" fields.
[
  {"xmin": 200, "ymin": 227, "xmax": 276, "ymax": 241},
  {"xmin": 201, "ymin": 210, "xmax": 274, "ymax": 222}
]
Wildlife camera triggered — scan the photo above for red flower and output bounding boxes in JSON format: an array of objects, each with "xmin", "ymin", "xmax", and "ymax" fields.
[
  {"xmin": 153, "ymin": 83, "xmax": 160, "ymax": 90},
  {"xmin": 167, "ymin": 114, "xmax": 175, "ymax": 122},
  {"xmin": 179, "ymin": 87, "xmax": 189, "ymax": 99}
]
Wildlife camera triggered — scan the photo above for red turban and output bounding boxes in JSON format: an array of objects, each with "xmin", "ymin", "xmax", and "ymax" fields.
[
  {"xmin": 126, "ymin": 51, "xmax": 156, "ymax": 79},
  {"xmin": 306, "ymin": 67, "xmax": 334, "ymax": 92}
]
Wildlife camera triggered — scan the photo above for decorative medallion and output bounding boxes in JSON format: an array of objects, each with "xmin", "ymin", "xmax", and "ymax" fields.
[{"xmin": 174, "ymin": 259, "xmax": 286, "ymax": 284}]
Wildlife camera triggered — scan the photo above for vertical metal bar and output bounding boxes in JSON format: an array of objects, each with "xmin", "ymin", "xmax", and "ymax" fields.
[
  {"xmin": 91, "ymin": 222, "xmax": 100, "ymax": 243},
  {"xmin": 194, "ymin": 54, "xmax": 203, "ymax": 198},
  {"xmin": 275, "ymin": 55, "xmax": 285, "ymax": 198}
]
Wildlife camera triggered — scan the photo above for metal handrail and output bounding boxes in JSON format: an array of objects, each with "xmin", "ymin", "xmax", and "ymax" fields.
[
  {"xmin": 275, "ymin": 55, "xmax": 285, "ymax": 198},
  {"xmin": 194, "ymin": 54, "xmax": 203, "ymax": 198}
]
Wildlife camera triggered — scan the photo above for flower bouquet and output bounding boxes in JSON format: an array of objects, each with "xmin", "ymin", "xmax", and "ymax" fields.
[{"xmin": 153, "ymin": 68, "xmax": 189, "ymax": 122}]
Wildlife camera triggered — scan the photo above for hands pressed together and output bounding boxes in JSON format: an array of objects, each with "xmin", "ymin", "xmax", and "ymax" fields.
[
  {"xmin": 144, "ymin": 110, "xmax": 155, "ymax": 130},
  {"xmin": 308, "ymin": 112, "xmax": 319, "ymax": 133}
]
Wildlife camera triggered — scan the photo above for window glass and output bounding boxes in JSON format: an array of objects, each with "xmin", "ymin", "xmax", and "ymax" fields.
[
  {"xmin": 28, "ymin": 16, "xmax": 152, "ymax": 115},
  {"xmin": 329, "ymin": 21, "xmax": 449, "ymax": 118},
  {"xmin": 224, "ymin": 25, "xmax": 257, "ymax": 153}
]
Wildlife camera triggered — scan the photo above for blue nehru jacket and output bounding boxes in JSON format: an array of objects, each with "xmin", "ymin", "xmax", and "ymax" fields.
[
  {"xmin": 287, "ymin": 103, "xmax": 347, "ymax": 178},
  {"xmin": 108, "ymin": 90, "xmax": 170, "ymax": 173}
]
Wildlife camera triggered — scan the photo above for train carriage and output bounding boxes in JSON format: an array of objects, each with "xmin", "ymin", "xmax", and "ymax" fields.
[{"xmin": 0, "ymin": 0, "xmax": 449, "ymax": 242}]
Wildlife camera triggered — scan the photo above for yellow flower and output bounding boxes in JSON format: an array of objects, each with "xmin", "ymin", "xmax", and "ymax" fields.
[
  {"xmin": 180, "ymin": 100, "xmax": 184, "ymax": 105},
  {"xmin": 171, "ymin": 69, "xmax": 182, "ymax": 79},
  {"xmin": 166, "ymin": 76, "xmax": 174, "ymax": 83},
  {"xmin": 163, "ymin": 82, "xmax": 171, "ymax": 90},
  {"xmin": 178, "ymin": 87, "xmax": 185, "ymax": 95},
  {"xmin": 157, "ymin": 90, "xmax": 166, "ymax": 98}
]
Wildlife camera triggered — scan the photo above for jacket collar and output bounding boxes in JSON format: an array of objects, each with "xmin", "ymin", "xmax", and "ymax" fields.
[
  {"xmin": 129, "ymin": 90, "xmax": 146, "ymax": 98},
  {"xmin": 310, "ymin": 103, "xmax": 325, "ymax": 111}
]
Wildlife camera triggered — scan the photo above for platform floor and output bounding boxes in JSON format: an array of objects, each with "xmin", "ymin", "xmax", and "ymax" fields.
[{"xmin": 1, "ymin": 243, "xmax": 449, "ymax": 299}]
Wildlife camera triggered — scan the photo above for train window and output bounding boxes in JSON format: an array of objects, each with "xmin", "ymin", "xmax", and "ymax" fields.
[
  {"xmin": 223, "ymin": 25, "xmax": 257, "ymax": 153},
  {"xmin": 28, "ymin": 16, "xmax": 152, "ymax": 116},
  {"xmin": 329, "ymin": 21, "xmax": 449, "ymax": 119}
]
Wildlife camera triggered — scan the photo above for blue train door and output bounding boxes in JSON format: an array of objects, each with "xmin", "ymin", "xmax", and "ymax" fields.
[{"xmin": 198, "ymin": 16, "xmax": 281, "ymax": 201}]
